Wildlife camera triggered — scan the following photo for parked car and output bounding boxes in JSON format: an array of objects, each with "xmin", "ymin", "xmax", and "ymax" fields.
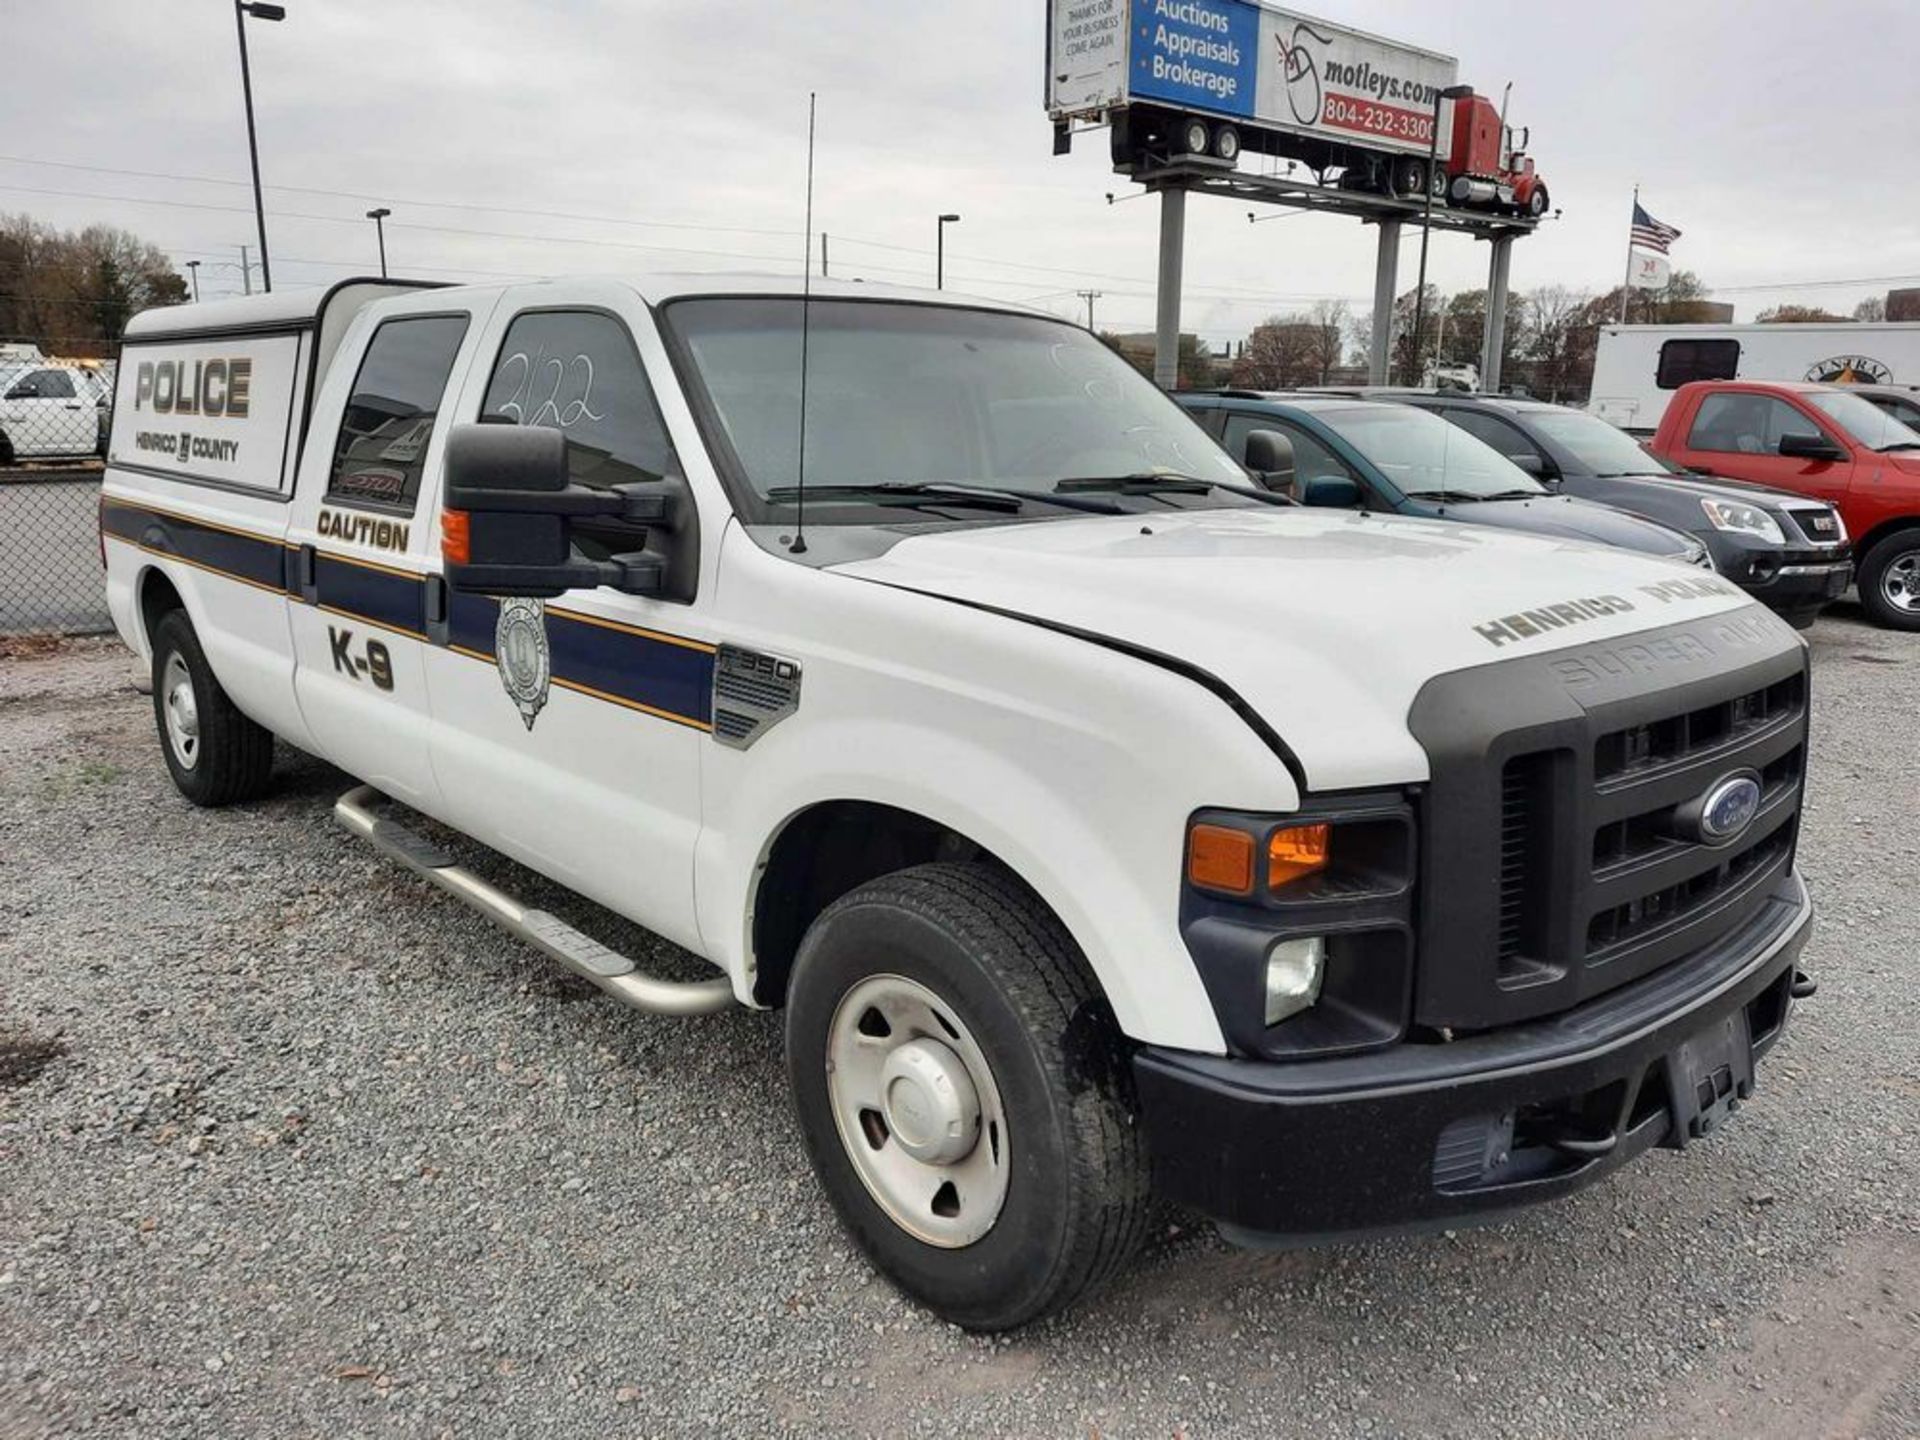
[
  {"xmin": 1308, "ymin": 388, "xmax": 1850, "ymax": 627},
  {"xmin": 1648, "ymin": 380, "xmax": 1920, "ymax": 629},
  {"xmin": 1841, "ymin": 383, "xmax": 1920, "ymax": 432},
  {"xmin": 1178, "ymin": 391, "xmax": 1714, "ymax": 568},
  {"xmin": 0, "ymin": 362, "xmax": 107, "ymax": 462}
]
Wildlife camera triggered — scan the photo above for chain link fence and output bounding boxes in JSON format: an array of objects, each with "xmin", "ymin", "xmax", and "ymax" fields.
[
  {"xmin": 1, "ymin": 470, "xmax": 112, "ymax": 637},
  {"xmin": 0, "ymin": 356, "xmax": 114, "ymax": 635}
]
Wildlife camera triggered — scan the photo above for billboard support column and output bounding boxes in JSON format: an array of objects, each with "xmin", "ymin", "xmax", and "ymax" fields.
[
  {"xmin": 1154, "ymin": 186, "xmax": 1187, "ymax": 391},
  {"xmin": 1368, "ymin": 218, "xmax": 1402, "ymax": 386},
  {"xmin": 1480, "ymin": 232, "xmax": 1514, "ymax": 393}
]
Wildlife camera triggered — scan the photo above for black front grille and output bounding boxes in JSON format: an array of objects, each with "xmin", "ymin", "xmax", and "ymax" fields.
[
  {"xmin": 1407, "ymin": 610, "xmax": 1811, "ymax": 1031},
  {"xmin": 1500, "ymin": 666, "xmax": 1805, "ymax": 990}
]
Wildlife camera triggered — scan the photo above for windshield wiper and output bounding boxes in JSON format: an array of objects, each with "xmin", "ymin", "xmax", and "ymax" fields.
[
  {"xmin": 1474, "ymin": 489, "xmax": 1548, "ymax": 501},
  {"xmin": 1055, "ymin": 472, "xmax": 1294, "ymax": 507},
  {"xmin": 1877, "ymin": 441, "xmax": 1920, "ymax": 452},
  {"xmin": 762, "ymin": 481, "xmax": 1121, "ymax": 515},
  {"xmin": 1404, "ymin": 488, "xmax": 1499, "ymax": 503}
]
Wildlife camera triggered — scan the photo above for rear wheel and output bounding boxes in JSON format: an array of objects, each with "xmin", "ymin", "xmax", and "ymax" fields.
[
  {"xmin": 785, "ymin": 862, "xmax": 1149, "ymax": 1331},
  {"xmin": 150, "ymin": 609, "xmax": 276, "ymax": 805},
  {"xmin": 1178, "ymin": 117, "xmax": 1211, "ymax": 156},
  {"xmin": 1858, "ymin": 532, "xmax": 1920, "ymax": 630},
  {"xmin": 1389, "ymin": 156, "xmax": 1429, "ymax": 199}
]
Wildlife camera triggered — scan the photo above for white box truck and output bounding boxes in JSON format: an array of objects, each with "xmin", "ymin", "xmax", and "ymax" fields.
[
  {"xmin": 1589, "ymin": 321, "xmax": 1920, "ymax": 435},
  {"xmin": 104, "ymin": 272, "xmax": 1816, "ymax": 1329}
]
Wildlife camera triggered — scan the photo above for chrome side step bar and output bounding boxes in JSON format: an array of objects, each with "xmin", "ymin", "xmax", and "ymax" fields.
[{"xmin": 333, "ymin": 784, "xmax": 735, "ymax": 1017}]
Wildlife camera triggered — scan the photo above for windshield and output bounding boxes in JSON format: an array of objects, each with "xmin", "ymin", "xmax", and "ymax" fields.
[
  {"xmin": 1524, "ymin": 407, "xmax": 1675, "ymax": 476},
  {"xmin": 1808, "ymin": 388, "xmax": 1920, "ymax": 452},
  {"xmin": 1310, "ymin": 404, "xmax": 1544, "ymax": 499},
  {"xmin": 661, "ymin": 298, "xmax": 1247, "ymax": 521}
]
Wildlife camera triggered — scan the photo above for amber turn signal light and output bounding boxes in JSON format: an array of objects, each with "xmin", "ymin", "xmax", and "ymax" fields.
[
  {"xmin": 1188, "ymin": 824, "xmax": 1256, "ymax": 896},
  {"xmin": 440, "ymin": 507, "xmax": 471, "ymax": 566},
  {"xmin": 1268, "ymin": 822, "xmax": 1331, "ymax": 888}
]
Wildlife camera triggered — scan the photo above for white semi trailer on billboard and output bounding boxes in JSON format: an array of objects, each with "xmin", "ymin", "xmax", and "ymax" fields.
[{"xmin": 1045, "ymin": 0, "xmax": 1549, "ymax": 215}]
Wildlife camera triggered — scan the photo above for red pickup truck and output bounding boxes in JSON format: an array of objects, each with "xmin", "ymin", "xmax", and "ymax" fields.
[{"xmin": 1650, "ymin": 380, "xmax": 1920, "ymax": 629}]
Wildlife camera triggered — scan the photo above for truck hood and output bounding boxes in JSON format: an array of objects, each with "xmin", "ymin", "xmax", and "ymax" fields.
[
  {"xmin": 832, "ymin": 508, "xmax": 1760, "ymax": 791},
  {"xmin": 1435, "ymin": 493, "xmax": 1697, "ymax": 556}
]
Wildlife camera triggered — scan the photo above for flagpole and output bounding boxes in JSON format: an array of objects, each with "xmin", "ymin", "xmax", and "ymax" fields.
[{"xmin": 1619, "ymin": 184, "xmax": 1639, "ymax": 324}]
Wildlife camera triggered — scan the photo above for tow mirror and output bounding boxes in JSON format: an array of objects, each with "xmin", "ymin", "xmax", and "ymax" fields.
[
  {"xmin": 440, "ymin": 423, "xmax": 698, "ymax": 601},
  {"xmin": 1777, "ymin": 431, "xmax": 1846, "ymax": 463},
  {"xmin": 1242, "ymin": 428, "xmax": 1296, "ymax": 494},
  {"xmin": 1301, "ymin": 475, "xmax": 1362, "ymax": 508}
]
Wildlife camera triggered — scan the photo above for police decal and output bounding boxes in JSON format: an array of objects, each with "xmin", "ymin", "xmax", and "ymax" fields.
[{"xmin": 495, "ymin": 597, "xmax": 551, "ymax": 730}]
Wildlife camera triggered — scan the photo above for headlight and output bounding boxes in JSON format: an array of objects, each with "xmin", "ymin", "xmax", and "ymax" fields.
[
  {"xmin": 1699, "ymin": 497, "xmax": 1784, "ymax": 544},
  {"xmin": 1264, "ymin": 936, "xmax": 1325, "ymax": 1025}
]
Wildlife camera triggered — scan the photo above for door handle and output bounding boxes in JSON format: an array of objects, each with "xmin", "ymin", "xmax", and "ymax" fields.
[
  {"xmin": 295, "ymin": 543, "xmax": 319, "ymax": 604},
  {"xmin": 63, "ymin": 403, "xmax": 84, "ymax": 410},
  {"xmin": 423, "ymin": 574, "xmax": 450, "ymax": 647}
]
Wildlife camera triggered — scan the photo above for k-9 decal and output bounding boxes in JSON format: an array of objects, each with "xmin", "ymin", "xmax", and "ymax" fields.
[{"xmin": 328, "ymin": 626, "xmax": 394, "ymax": 691}]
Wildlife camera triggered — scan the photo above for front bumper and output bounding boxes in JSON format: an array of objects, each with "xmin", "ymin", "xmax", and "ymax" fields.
[
  {"xmin": 1133, "ymin": 872, "xmax": 1811, "ymax": 1242},
  {"xmin": 1710, "ymin": 536, "xmax": 1852, "ymax": 618}
]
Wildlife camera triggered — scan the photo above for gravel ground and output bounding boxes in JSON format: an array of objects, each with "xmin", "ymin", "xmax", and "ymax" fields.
[
  {"xmin": 0, "ymin": 477, "xmax": 111, "ymax": 638},
  {"xmin": 1, "ymin": 608, "xmax": 1915, "ymax": 1439}
]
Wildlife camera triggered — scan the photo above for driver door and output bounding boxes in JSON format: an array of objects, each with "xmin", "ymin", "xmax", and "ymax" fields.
[{"xmin": 420, "ymin": 288, "xmax": 710, "ymax": 953}]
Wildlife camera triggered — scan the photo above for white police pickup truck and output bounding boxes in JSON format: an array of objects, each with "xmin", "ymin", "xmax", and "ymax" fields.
[{"xmin": 103, "ymin": 274, "xmax": 1817, "ymax": 1329}]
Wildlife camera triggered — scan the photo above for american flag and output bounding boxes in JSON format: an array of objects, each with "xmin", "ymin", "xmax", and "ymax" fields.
[{"xmin": 1631, "ymin": 201, "xmax": 1682, "ymax": 254}]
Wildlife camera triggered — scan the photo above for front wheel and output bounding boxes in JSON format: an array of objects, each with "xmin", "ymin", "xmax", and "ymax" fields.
[
  {"xmin": 1858, "ymin": 532, "xmax": 1920, "ymax": 630},
  {"xmin": 785, "ymin": 862, "xmax": 1149, "ymax": 1331}
]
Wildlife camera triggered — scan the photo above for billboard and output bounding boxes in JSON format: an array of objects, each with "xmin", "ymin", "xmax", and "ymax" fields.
[{"xmin": 1048, "ymin": 0, "xmax": 1459, "ymax": 157}]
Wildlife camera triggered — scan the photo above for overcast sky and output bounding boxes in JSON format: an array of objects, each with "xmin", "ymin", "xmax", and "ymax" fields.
[{"xmin": 10, "ymin": 0, "xmax": 1920, "ymax": 343}]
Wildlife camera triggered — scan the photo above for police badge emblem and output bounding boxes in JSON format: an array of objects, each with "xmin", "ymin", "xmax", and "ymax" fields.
[{"xmin": 495, "ymin": 597, "xmax": 551, "ymax": 730}]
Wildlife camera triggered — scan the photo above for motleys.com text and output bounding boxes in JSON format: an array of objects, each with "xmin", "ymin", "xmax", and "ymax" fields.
[{"xmin": 1319, "ymin": 57, "xmax": 1439, "ymax": 108}]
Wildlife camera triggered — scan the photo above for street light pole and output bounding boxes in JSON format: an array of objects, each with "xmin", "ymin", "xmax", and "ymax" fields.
[
  {"xmin": 1410, "ymin": 83, "xmax": 1474, "ymax": 384},
  {"xmin": 936, "ymin": 213, "xmax": 960, "ymax": 289},
  {"xmin": 185, "ymin": 259, "xmax": 201, "ymax": 302},
  {"xmin": 233, "ymin": 0, "xmax": 285, "ymax": 293},
  {"xmin": 366, "ymin": 207, "xmax": 391, "ymax": 278}
]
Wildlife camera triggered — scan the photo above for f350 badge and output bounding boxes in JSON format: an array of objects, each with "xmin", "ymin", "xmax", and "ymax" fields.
[{"xmin": 496, "ymin": 597, "xmax": 551, "ymax": 730}]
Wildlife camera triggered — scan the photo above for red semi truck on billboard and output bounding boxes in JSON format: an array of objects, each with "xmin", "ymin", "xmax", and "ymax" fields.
[{"xmin": 1045, "ymin": 0, "xmax": 1547, "ymax": 216}]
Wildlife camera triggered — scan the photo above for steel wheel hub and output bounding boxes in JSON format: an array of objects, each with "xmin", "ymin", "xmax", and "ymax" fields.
[
  {"xmin": 162, "ymin": 653, "xmax": 200, "ymax": 770},
  {"xmin": 1883, "ymin": 554, "xmax": 1920, "ymax": 611},
  {"xmin": 825, "ymin": 974, "xmax": 1009, "ymax": 1248}
]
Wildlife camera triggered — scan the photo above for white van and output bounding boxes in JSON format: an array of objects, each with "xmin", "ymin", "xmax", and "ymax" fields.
[{"xmin": 1588, "ymin": 321, "xmax": 1920, "ymax": 435}]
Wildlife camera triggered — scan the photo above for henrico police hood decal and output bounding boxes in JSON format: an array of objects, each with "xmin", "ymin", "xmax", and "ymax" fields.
[{"xmin": 495, "ymin": 597, "xmax": 551, "ymax": 730}]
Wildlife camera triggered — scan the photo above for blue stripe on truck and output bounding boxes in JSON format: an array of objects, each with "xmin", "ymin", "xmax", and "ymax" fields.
[
  {"xmin": 446, "ymin": 588, "xmax": 715, "ymax": 730},
  {"xmin": 104, "ymin": 498, "xmax": 715, "ymax": 731}
]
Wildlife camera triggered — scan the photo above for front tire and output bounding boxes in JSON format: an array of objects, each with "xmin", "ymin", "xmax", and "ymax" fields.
[
  {"xmin": 1857, "ymin": 532, "xmax": 1920, "ymax": 630},
  {"xmin": 785, "ymin": 862, "xmax": 1149, "ymax": 1331},
  {"xmin": 150, "ymin": 609, "xmax": 276, "ymax": 805}
]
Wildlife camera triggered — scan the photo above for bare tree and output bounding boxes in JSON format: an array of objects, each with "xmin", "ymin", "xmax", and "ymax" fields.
[
  {"xmin": 0, "ymin": 213, "xmax": 186, "ymax": 356},
  {"xmin": 1853, "ymin": 296, "xmax": 1887, "ymax": 323},
  {"xmin": 1303, "ymin": 298, "xmax": 1350, "ymax": 384},
  {"xmin": 1232, "ymin": 314, "xmax": 1321, "ymax": 389}
]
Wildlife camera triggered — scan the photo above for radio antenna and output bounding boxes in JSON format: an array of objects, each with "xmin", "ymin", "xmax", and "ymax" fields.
[{"xmin": 790, "ymin": 91, "xmax": 817, "ymax": 556}]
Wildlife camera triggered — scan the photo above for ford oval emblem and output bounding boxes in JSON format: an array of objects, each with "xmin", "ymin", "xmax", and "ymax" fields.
[{"xmin": 1698, "ymin": 772, "xmax": 1763, "ymax": 844}]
